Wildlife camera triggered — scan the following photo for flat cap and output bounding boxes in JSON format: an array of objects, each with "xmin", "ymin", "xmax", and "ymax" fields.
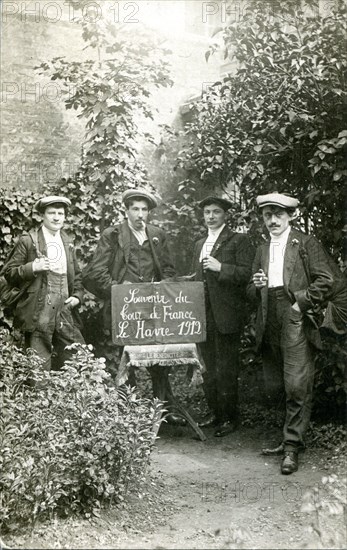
[
  {"xmin": 122, "ymin": 187, "xmax": 158, "ymax": 210},
  {"xmin": 199, "ymin": 195, "xmax": 233, "ymax": 211},
  {"xmin": 256, "ymin": 192, "xmax": 299, "ymax": 209},
  {"xmin": 34, "ymin": 195, "xmax": 71, "ymax": 213}
]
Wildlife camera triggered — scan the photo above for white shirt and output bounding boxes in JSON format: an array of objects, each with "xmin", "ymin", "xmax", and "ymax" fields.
[
  {"xmin": 127, "ymin": 220, "xmax": 148, "ymax": 246},
  {"xmin": 42, "ymin": 226, "xmax": 67, "ymax": 274},
  {"xmin": 267, "ymin": 226, "xmax": 291, "ymax": 287},
  {"xmin": 199, "ymin": 224, "xmax": 226, "ymax": 262}
]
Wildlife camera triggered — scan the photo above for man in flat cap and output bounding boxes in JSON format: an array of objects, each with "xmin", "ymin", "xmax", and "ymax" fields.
[
  {"xmin": 82, "ymin": 188, "xmax": 183, "ymax": 422},
  {"xmin": 4, "ymin": 196, "xmax": 85, "ymax": 369},
  {"xmin": 248, "ymin": 191, "xmax": 341, "ymax": 474},
  {"xmin": 191, "ymin": 195, "xmax": 254, "ymax": 436}
]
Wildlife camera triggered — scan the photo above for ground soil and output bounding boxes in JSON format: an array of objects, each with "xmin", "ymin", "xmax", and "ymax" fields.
[
  {"xmin": 3, "ymin": 367, "xmax": 346, "ymax": 550},
  {"xmin": 5, "ymin": 421, "xmax": 346, "ymax": 550}
]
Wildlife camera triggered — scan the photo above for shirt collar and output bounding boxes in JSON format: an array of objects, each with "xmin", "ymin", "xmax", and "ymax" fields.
[
  {"xmin": 207, "ymin": 223, "xmax": 226, "ymax": 239},
  {"xmin": 127, "ymin": 219, "xmax": 147, "ymax": 233},
  {"xmin": 42, "ymin": 225, "xmax": 61, "ymax": 239},
  {"xmin": 270, "ymin": 226, "xmax": 291, "ymax": 243}
]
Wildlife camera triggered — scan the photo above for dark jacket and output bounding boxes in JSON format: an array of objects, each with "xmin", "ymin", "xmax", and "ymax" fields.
[
  {"xmin": 82, "ymin": 221, "xmax": 176, "ymax": 329},
  {"xmin": 191, "ymin": 226, "xmax": 255, "ymax": 334},
  {"xmin": 247, "ymin": 228, "xmax": 343, "ymax": 348},
  {"xmin": 4, "ymin": 227, "xmax": 84, "ymax": 332}
]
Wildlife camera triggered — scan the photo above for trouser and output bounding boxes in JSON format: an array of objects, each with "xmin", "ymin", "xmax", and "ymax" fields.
[
  {"xmin": 198, "ymin": 306, "xmax": 240, "ymax": 423},
  {"xmin": 262, "ymin": 287, "xmax": 315, "ymax": 451},
  {"xmin": 25, "ymin": 272, "xmax": 84, "ymax": 371}
]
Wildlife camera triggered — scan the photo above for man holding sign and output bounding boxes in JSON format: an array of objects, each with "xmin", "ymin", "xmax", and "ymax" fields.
[
  {"xmin": 192, "ymin": 195, "xmax": 254, "ymax": 437},
  {"xmin": 82, "ymin": 188, "xmax": 185, "ymax": 424}
]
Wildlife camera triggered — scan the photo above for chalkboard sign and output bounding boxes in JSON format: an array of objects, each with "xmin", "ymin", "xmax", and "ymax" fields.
[{"xmin": 111, "ymin": 281, "xmax": 206, "ymax": 345}]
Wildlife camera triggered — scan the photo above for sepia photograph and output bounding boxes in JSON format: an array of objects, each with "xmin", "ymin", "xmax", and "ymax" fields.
[{"xmin": 0, "ymin": 0, "xmax": 346, "ymax": 548}]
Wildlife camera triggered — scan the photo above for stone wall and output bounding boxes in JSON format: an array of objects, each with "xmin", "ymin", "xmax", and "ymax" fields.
[
  {"xmin": 0, "ymin": 0, "xmax": 223, "ymax": 192},
  {"xmin": 0, "ymin": 3, "xmax": 87, "ymax": 190}
]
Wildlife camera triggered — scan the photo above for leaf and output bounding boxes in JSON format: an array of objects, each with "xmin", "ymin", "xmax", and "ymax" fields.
[
  {"xmin": 287, "ymin": 110, "xmax": 296, "ymax": 122},
  {"xmin": 333, "ymin": 171, "xmax": 342, "ymax": 181},
  {"xmin": 318, "ymin": 144, "xmax": 336, "ymax": 154}
]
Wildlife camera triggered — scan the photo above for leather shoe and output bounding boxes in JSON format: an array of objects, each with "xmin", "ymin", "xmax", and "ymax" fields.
[
  {"xmin": 165, "ymin": 413, "xmax": 187, "ymax": 426},
  {"xmin": 214, "ymin": 420, "xmax": 239, "ymax": 437},
  {"xmin": 261, "ymin": 443, "xmax": 284, "ymax": 456},
  {"xmin": 198, "ymin": 413, "xmax": 218, "ymax": 428},
  {"xmin": 281, "ymin": 451, "xmax": 298, "ymax": 475}
]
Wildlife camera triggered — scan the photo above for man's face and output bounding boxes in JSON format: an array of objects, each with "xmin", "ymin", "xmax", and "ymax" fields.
[
  {"xmin": 262, "ymin": 206, "xmax": 293, "ymax": 236},
  {"xmin": 42, "ymin": 206, "xmax": 65, "ymax": 233},
  {"xmin": 203, "ymin": 204, "xmax": 227, "ymax": 231},
  {"xmin": 126, "ymin": 200, "xmax": 149, "ymax": 229}
]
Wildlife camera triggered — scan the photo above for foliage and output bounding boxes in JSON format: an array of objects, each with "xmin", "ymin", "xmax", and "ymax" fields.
[
  {"xmin": 169, "ymin": 0, "xmax": 347, "ymax": 413},
  {"xmin": 36, "ymin": 15, "xmax": 172, "ymax": 228},
  {"xmin": 176, "ymin": 0, "xmax": 346, "ymax": 259},
  {"xmin": 0, "ymin": 328, "xmax": 164, "ymax": 532},
  {"xmin": 312, "ymin": 336, "xmax": 347, "ymax": 421},
  {"xmin": 301, "ymin": 474, "xmax": 346, "ymax": 548},
  {"xmin": 159, "ymin": 179, "xmax": 206, "ymax": 274},
  {"xmin": 2, "ymin": 12, "xmax": 172, "ymax": 359},
  {"xmin": 306, "ymin": 422, "xmax": 347, "ymax": 450}
]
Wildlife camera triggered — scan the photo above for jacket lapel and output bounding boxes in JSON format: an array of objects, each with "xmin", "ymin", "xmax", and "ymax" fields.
[
  {"xmin": 260, "ymin": 242, "xmax": 269, "ymax": 321},
  {"xmin": 194, "ymin": 238, "xmax": 205, "ymax": 279},
  {"xmin": 36, "ymin": 227, "xmax": 47, "ymax": 256},
  {"xmin": 261, "ymin": 241, "xmax": 269, "ymax": 275},
  {"xmin": 196, "ymin": 237, "xmax": 205, "ymax": 259},
  {"xmin": 119, "ymin": 221, "xmax": 131, "ymax": 265},
  {"xmin": 283, "ymin": 229, "xmax": 300, "ymax": 288},
  {"xmin": 210, "ymin": 226, "xmax": 233, "ymax": 257},
  {"xmin": 146, "ymin": 225, "xmax": 163, "ymax": 279},
  {"xmin": 61, "ymin": 230, "xmax": 74, "ymax": 285}
]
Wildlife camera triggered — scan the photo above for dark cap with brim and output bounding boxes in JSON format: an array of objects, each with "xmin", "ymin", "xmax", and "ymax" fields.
[
  {"xmin": 256, "ymin": 192, "xmax": 298, "ymax": 209},
  {"xmin": 122, "ymin": 188, "xmax": 158, "ymax": 210},
  {"xmin": 199, "ymin": 196, "xmax": 233, "ymax": 211},
  {"xmin": 34, "ymin": 195, "xmax": 71, "ymax": 213}
]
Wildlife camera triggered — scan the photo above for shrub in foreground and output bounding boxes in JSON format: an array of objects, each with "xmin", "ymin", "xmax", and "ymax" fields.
[{"xmin": 0, "ymin": 329, "xmax": 164, "ymax": 531}]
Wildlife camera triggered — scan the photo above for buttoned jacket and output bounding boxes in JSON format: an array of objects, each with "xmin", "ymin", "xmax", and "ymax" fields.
[
  {"xmin": 247, "ymin": 228, "xmax": 340, "ymax": 348},
  {"xmin": 4, "ymin": 227, "xmax": 84, "ymax": 332},
  {"xmin": 191, "ymin": 226, "xmax": 254, "ymax": 334},
  {"xmin": 82, "ymin": 221, "xmax": 176, "ymax": 329}
]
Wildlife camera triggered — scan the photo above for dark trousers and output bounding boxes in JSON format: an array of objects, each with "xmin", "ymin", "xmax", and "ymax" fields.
[
  {"xmin": 198, "ymin": 306, "xmax": 240, "ymax": 423},
  {"xmin": 25, "ymin": 272, "xmax": 84, "ymax": 370},
  {"xmin": 262, "ymin": 288, "xmax": 315, "ymax": 451}
]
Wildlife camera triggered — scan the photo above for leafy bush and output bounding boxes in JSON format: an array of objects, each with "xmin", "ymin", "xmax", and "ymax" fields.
[
  {"xmin": 0, "ymin": 328, "xmax": 164, "ymax": 531},
  {"xmin": 306, "ymin": 422, "xmax": 347, "ymax": 451},
  {"xmin": 177, "ymin": 0, "xmax": 347, "ymax": 260},
  {"xmin": 301, "ymin": 474, "xmax": 346, "ymax": 549}
]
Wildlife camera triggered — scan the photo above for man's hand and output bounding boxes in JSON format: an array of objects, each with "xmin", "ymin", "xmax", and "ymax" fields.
[
  {"xmin": 64, "ymin": 296, "xmax": 80, "ymax": 309},
  {"xmin": 203, "ymin": 256, "xmax": 222, "ymax": 272},
  {"xmin": 33, "ymin": 256, "xmax": 50, "ymax": 273},
  {"xmin": 253, "ymin": 269, "xmax": 268, "ymax": 289}
]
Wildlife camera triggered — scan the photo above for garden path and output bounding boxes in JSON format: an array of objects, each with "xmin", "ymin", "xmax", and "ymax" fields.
[{"xmin": 6, "ymin": 423, "xmax": 346, "ymax": 549}]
